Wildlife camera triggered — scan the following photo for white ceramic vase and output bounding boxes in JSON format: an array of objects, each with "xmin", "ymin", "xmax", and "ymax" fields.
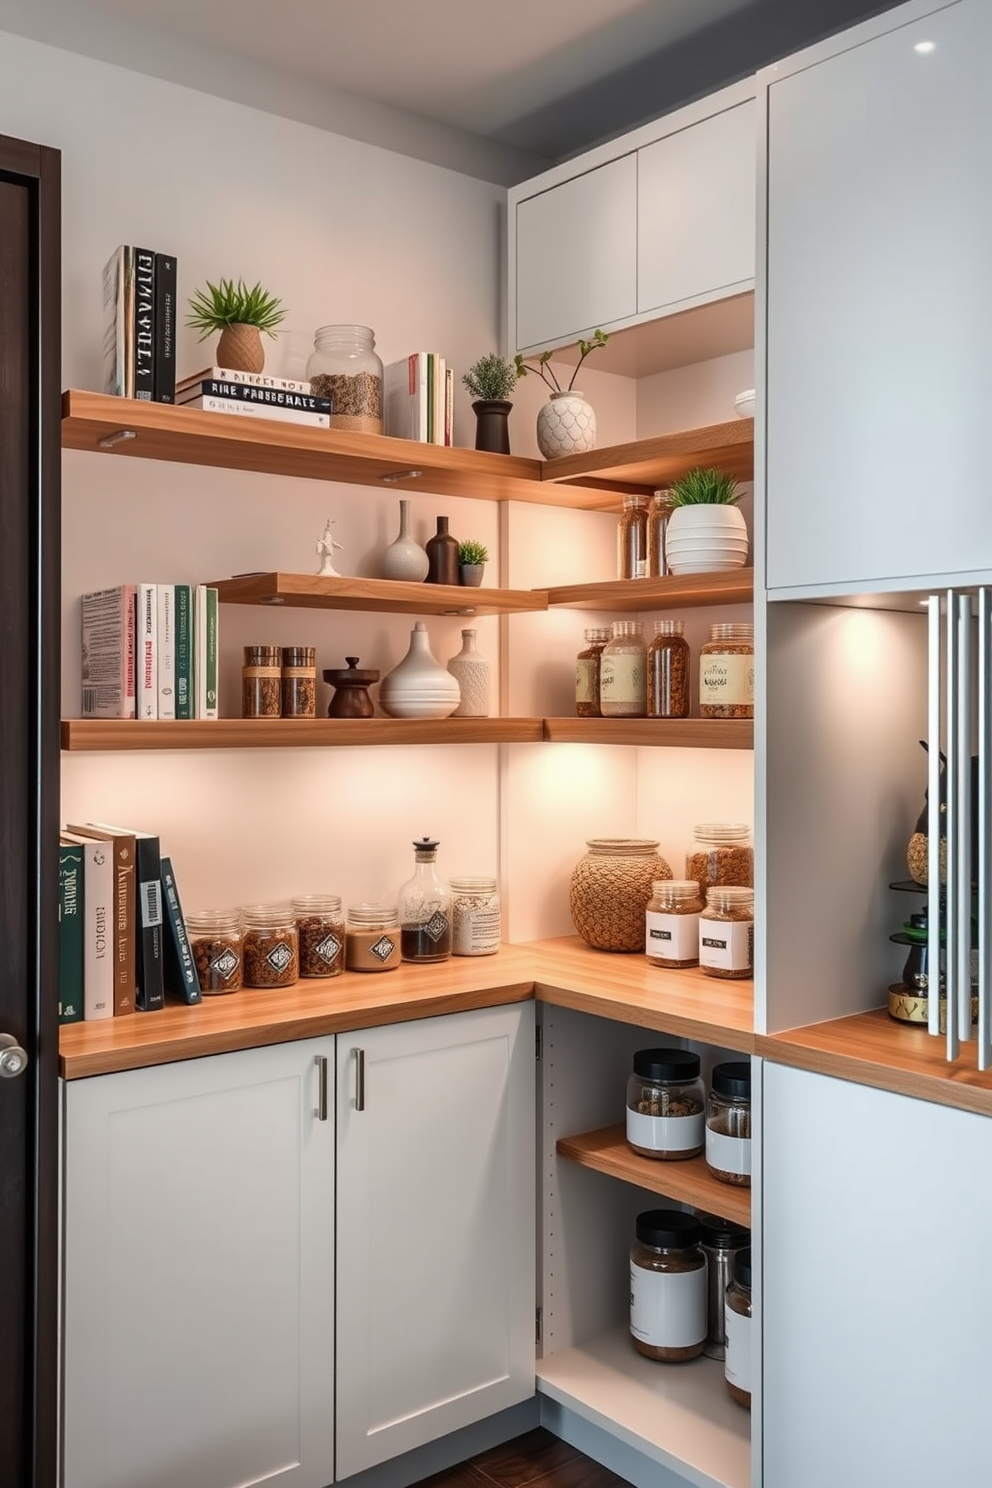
[
  {"xmin": 379, "ymin": 622, "xmax": 461, "ymax": 719},
  {"xmin": 447, "ymin": 629, "xmax": 491, "ymax": 718},
  {"xmin": 664, "ymin": 504, "xmax": 749, "ymax": 574},
  {"xmin": 536, "ymin": 390, "xmax": 596, "ymax": 459},
  {"xmin": 380, "ymin": 498, "xmax": 430, "ymax": 582}
]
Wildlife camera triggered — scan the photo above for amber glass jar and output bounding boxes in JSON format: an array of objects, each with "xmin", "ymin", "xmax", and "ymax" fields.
[
  {"xmin": 617, "ymin": 495, "xmax": 648, "ymax": 579},
  {"xmin": 647, "ymin": 620, "xmax": 690, "ymax": 718},
  {"xmin": 724, "ymin": 1248, "xmax": 753, "ymax": 1409},
  {"xmin": 629, "ymin": 1209, "xmax": 707, "ymax": 1361},
  {"xmin": 645, "ymin": 879, "xmax": 704, "ymax": 967},
  {"xmin": 600, "ymin": 621, "xmax": 646, "ymax": 718},
  {"xmin": 243, "ymin": 646, "xmax": 281, "ymax": 718},
  {"xmin": 575, "ymin": 627, "xmax": 610, "ymax": 717},
  {"xmin": 699, "ymin": 623, "xmax": 754, "ymax": 718}
]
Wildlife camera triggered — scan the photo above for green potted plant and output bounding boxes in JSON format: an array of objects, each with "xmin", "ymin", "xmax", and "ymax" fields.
[
  {"xmin": 665, "ymin": 466, "xmax": 749, "ymax": 574},
  {"xmin": 462, "ymin": 354, "xmax": 519, "ymax": 454},
  {"xmin": 457, "ymin": 539, "xmax": 489, "ymax": 587},
  {"xmin": 186, "ymin": 276, "xmax": 287, "ymax": 374},
  {"xmin": 514, "ymin": 330, "xmax": 609, "ymax": 458}
]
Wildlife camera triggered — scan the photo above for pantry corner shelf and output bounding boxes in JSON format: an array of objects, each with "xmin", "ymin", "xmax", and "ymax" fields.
[
  {"xmin": 556, "ymin": 1124, "xmax": 750, "ymax": 1227},
  {"xmin": 59, "ymin": 717, "xmax": 546, "ymax": 751},
  {"xmin": 541, "ymin": 417, "xmax": 754, "ymax": 493},
  {"xmin": 211, "ymin": 571, "xmax": 549, "ymax": 617},
  {"xmin": 543, "ymin": 718, "xmax": 753, "ymax": 749},
  {"xmin": 545, "ymin": 569, "xmax": 754, "ymax": 612}
]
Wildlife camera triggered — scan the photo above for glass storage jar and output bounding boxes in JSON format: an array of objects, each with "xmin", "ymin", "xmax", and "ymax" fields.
[
  {"xmin": 345, "ymin": 904, "xmax": 401, "ymax": 972},
  {"xmin": 647, "ymin": 620, "xmax": 690, "ymax": 718},
  {"xmin": 629, "ymin": 1209, "xmax": 707, "ymax": 1362},
  {"xmin": 645, "ymin": 879, "xmax": 704, "ymax": 967},
  {"xmin": 705, "ymin": 1061, "xmax": 751, "ymax": 1187},
  {"xmin": 625, "ymin": 1048, "xmax": 705, "ymax": 1160},
  {"xmin": 243, "ymin": 645, "xmax": 282, "ymax": 718},
  {"xmin": 306, "ymin": 324, "xmax": 383, "ymax": 434},
  {"xmin": 617, "ymin": 494, "xmax": 648, "ymax": 579},
  {"xmin": 600, "ymin": 621, "xmax": 646, "ymax": 718},
  {"xmin": 724, "ymin": 1248, "xmax": 753, "ymax": 1409},
  {"xmin": 241, "ymin": 903, "xmax": 299, "ymax": 988},
  {"xmin": 685, "ymin": 823, "xmax": 753, "ymax": 898},
  {"xmin": 575, "ymin": 627, "xmax": 610, "ymax": 718},
  {"xmin": 292, "ymin": 894, "xmax": 344, "ymax": 978},
  {"xmin": 281, "ymin": 646, "xmax": 317, "ymax": 719},
  {"xmin": 699, "ymin": 1215, "xmax": 751, "ymax": 1361},
  {"xmin": 450, "ymin": 877, "xmax": 501, "ymax": 956},
  {"xmin": 699, "ymin": 622, "xmax": 754, "ymax": 718},
  {"xmin": 186, "ymin": 909, "xmax": 243, "ymax": 994},
  {"xmin": 699, "ymin": 886, "xmax": 754, "ymax": 980},
  {"xmin": 646, "ymin": 489, "xmax": 674, "ymax": 577},
  {"xmin": 398, "ymin": 837, "xmax": 452, "ymax": 962}
]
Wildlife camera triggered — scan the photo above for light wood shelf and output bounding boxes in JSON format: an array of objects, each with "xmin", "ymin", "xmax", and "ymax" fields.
[
  {"xmin": 543, "ymin": 718, "xmax": 753, "ymax": 749},
  {"xmin": 541, "ymin": 417, "xmax": 754, "ymax": 495},
  {"xmin": 556, "ymin": 1124, "xmax": 751, "ymax": 1227},
  {"xmin": 211, "ymin": 570, "xmax": 548, "ymax": 616},
  {"xmin": 60, "ymin": 717, "xmax": 545, "ymax": 751},
  {"xmin": 545, "ymin": 569, "xmax": 753, "ymax": 613}
]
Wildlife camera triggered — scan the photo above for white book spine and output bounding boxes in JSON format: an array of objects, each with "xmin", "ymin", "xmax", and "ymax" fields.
[
  {"xmin": 80, "ymin": 584, "xmax": 136, "ymax": 719},
  {"xmin": 156, "ymin": 584, "xmax": 176, "ymax": 720},
  {"xmin": 137, "ymin": 583, "xmax": 157, "ymax": 719},
  {"xmin": 101, "ymin": 246, "xmax": 126, "ymax": 398},
  {"xmin": 187, "ymin": 394, "xmax": 330, "ymax": 428},
  {"xmin": 81, "ymin": 840, "xmax": 114, "ymax": 1020},
  {"xmin": 434, "ymin": 358, "xmax": 446, "ymax": 445}
]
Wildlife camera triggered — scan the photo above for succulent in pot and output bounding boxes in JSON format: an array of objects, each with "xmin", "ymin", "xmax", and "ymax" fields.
[
  {"xmin": 457, "ymin": 539, "xmax": 488, "ymax": 587},
  {"xmin": 665, "ymin": 466, "xmax": 749, "ymax": 575}
]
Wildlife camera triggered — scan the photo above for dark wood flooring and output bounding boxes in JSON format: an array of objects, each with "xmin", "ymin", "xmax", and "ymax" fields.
[{"xmin": 413, "ymin": 1429, "xmax": 632, "ymax": 1488}]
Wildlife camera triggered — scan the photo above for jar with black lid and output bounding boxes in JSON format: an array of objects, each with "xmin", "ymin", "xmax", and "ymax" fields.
[
  {"xmin": 705, "ymin": 1061, "xmax": 751, "ymax": 1187},
  {"xmin": 698, "ymin": 1214, "xmax": 751, "ymax": 1360},
  {"xmin": 629, "ymin": 1209, "xmax": 707, "ymax": 1362},
  {"xmin": 625, "ymin": 1048, "xmax": 705, "ymax": 1160},
  {"xmin": 724, "ymin": 1248, "xmax": 752, "ymax": 1409}
]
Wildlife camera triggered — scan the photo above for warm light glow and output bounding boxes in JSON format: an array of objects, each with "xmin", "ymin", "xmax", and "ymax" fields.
[{"xmin": 914, "ymin": 39, "xmax": 936, "ymax": 53}]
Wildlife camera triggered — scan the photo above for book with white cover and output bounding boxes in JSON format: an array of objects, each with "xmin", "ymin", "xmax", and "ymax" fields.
[
  {"xmin": 81, "ymin": 584, "xmax": 136, "ymax": 718},
  {"xmin": 136, "ymin": 582, "xmax": 157, "ymax": 719},
  {"xmin": 383, "ymin": 353, "xmax": 428, "ymax": 443},
  {"xmin": 156, "ymin": 584, "xmax": 176, "ymax": 719},
  {"xmin": 60, "ymin": 832, "xmax": 115, "ymax": 1021},
  {"xmin": 176, "ymin": 366, "xmax": 310, "ymax": 394},
  {"xmin": 184, "ymin": 394, "xmax": 329, "ymax": 428}
]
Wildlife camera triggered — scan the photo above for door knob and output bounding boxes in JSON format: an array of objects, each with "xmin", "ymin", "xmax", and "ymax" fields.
[{"xmin": 0, "ymin": 1033, "xmax": 28, "ymax": 1079}]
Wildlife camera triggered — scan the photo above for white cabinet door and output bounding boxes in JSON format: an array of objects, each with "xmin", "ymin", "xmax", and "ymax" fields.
[
  {"xmin": 765, "ymin": 0, "xmax": 992, "ymax": 592},
  {"xmin": 637, "ymin": 98, "xmax": 755, "ymax": 317},
  {"xmin": 63, "ymin": 1040, "xmax": 334, "ymax": 1488},
  {"xmin": 335, "ymin": 1004, "xmax": 535, "ymax": 1479},
  {"xmin": 762, "ymin": 1062, "xmax": 992, "ymax": 1488},
  {"xmin": 515, "ymin": 156, "xmax": 637, "ymax": 351}
]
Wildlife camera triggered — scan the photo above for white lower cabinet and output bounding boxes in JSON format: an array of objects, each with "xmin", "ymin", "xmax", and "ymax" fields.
[
  {"xmin": 335, "ymin": 1003, "xmax": 536, "ymax": 1479},
  {"xmin": 62, "ymin": 1038, "xmax": 336, "ymax": 1488}
]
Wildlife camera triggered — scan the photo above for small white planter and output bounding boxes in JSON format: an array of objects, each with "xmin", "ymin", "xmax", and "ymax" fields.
[
  {"xmin": 665, "ymin": 505, "xmax": 749, "ymax": 574},
  {"xmin": 536, "ymin": 391, "xmax": 596, "ymax": 459}
]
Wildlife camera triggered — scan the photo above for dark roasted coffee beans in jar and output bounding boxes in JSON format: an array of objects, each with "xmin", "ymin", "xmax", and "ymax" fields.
[
  {"xmin": 686, "ymin": 823, "xmax": 753, "ymax": 898},
  {"xmin": 186, "ymin": 909, "xmax": 243, "ymax": 994},
  {"xmin": 699, "ymin": 886, "xmax": 754, "ymax": 980},
  {"xmin": 629, "ymin": 1209, "xmax": 707, "ymax": 1362},
  {"xmin": 705, "ymin": 1061, "xmax": 751, "ymax": 1187},
  {"xmin": 724, "ymin": 1248, "xmax": 753, "ymax": 1409},
  {"xmin": 282, "ymin": 646, "xmax": 317, "ymax": 718},
  {"xmin": 647, "ymin": 619, "xmax": 690, "ymax": 718},
  {"xmin": 292, "ymin": 894, "xmax": 344, "ymax": 978},
  {"xmin": 575, "ymin": 627, "xmax": 610, "ymax": 718},
  {"xmin": 626, "ymin": 1048, "xmax": 705, "ymax": 1160},
  {"xmin": 241, "ymin": 903, "xmax": 299, "ymax": 988},
  {"xmin": 699, "ymin": 623, "xmax": 754, "ymax": 719},
  {"xmin": 243, "ymin": 645, "xmax": 281, "ymax": 718},
  {"xmin": 645, "ymin": 880, "xmax": 704, "ymax": 968}
]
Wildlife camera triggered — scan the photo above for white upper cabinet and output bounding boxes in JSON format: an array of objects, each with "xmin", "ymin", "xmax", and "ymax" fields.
[
  {"xmin": 637, "ymin": 98, "xmax": 755, "ymax": 318},
  {"xmin": 764, "ymin": 0, "xmax": 992, "ymax": 593}
]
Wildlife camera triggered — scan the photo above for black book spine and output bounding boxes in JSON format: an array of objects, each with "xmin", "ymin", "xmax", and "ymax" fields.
[
  {"xmin": 153, "ymin": 252, "xmax": 177, "ymax": 403},
  {"xmin": 161, "ymin": 856, "xmax": 201, "ymax": 1004},
  {"xmin": 133, "ymin": 248, "xmax": 155, "ymax": 402},
  {"xmin": 135, "ymin": 836, "xmax": 165, "ymax": 1011}
]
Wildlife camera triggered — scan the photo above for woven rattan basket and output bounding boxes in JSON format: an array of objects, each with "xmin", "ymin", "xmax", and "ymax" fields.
[{"xmin": 569, "ymin": 839, "xmax": 672, "ymax": 952}]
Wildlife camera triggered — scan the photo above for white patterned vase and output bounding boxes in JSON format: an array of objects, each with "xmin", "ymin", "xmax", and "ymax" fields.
[
  {"xmin": 379, "ymin": 622, "xmax": 461, "ymax": 719},
  {"xmin": 447, "ymin": 629, "xmax": 491, "ymax": 718},
  {"xmin": 380, "ymin": 498, "xmax": 430, "ymax": 581},
  {"xmin": 536, "ymin": 390, "xmax": 597, "ymax": 459}
]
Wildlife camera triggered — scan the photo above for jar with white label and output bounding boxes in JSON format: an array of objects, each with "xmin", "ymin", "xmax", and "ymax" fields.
[
  {"xmin": 292, "ymin": 894, "xmax": 344, "ymax": 978},
  {"xmin": 450, "ymin": 877, "xmax": 501, "ymax": 956},
  {"xmin": 724, "ymin": 1247, "xmax": 752, "ymax": 1409},
  {"xmin": 698, "ymin": 623, "xmax": 754, "ymax": 719},
  {"xmin": 600, "ymin": 621, "xmax": 646, "ymax": 718},
  {"xmin": 645, "ymin": 880, "xmax": 704, "ymax": 967},
  {"xmin": 345, "ymin": 904, "xmax": 400, "ymax": 972},
  {"xmin": 626, "ymin": 1048, "xmax": 705, "ymax": 1160},
  {"xmin": 629, "ymin": 1209, "xmax": 707, "ymax": 1362},
  {"xmin": 241, "ymin": 904, "xmax": 299, "ymax": 988},
  {"xmin": 699, "ymin": 886, "xmax": 754, "ymax": 979},
  {"xmin": 705, "ymin": 1061, "xmax": 751, "ymax": 1187}
]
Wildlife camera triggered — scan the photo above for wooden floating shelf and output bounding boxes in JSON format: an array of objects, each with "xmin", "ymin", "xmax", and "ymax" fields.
[
  {"xmin": 545, "ymin": 569, "xmax": 754, "ymax": 612},
  {"xmin": 60, "ymin": 717, "xmax": 545, "ymax": 751},
  {"xmin": 556, "ymin": 1124, "xmax": 750, "ymax": 1227},
  {"xmin": 542, "ymin": 417, "xmax": 754, "ymax": 493},
  {"xmin": 211, "ymin": 571, "xmax": 549, "ymax": 616},
  {"xmin": 543, "ymin": 718, "xmax": 753, "ymax": 749}
]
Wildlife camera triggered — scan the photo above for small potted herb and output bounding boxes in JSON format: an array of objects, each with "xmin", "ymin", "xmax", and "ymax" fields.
[
  {"xmin": 457, "ymin": 539, "xmax": 489, "ymax": 587},
  {"xmin": 462, "ymin": 355, "xmax": 519, "ymax": 455},
  {"xmin": 186, "ymin": 276, "xmax": 287, "ymax": 374},
  {"xmin": 665, "ymin": 466, "xmax": 748, "ymax": 575}
]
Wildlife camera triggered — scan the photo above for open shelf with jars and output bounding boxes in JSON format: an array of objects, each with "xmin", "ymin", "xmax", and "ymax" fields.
[{"xmin": 556, "ymin": 1124, "xmax": 751, "ymax": 1227}]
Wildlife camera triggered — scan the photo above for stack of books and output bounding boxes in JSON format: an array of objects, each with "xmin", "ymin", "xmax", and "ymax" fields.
[
  {"xmin": 58, "ymin": 825, "xmax": 199, "ymax": 1023},
  {"xmin": 383, "ymin": 352, "xmax": 453, "ymax": 444},
  {"xmin": 176, "ymin": 367, "xmax": 331, "ymax": 428},
  {"xmin": 102, "ymin": 245, "xmax": 178, "ymax": 403},
  {"xmin": 80, "ymin": 584, "xmax": 218, "ymax": 721}
]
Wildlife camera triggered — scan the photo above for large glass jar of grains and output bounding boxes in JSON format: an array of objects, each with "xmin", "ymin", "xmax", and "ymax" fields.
[
  {"xmin": 292, "ymin": 894, "xmax": 344, "ymax": 978},
  {"xmin": 626, "ymin": 1048, "xmax": 705, "ymax": 1160},
  {"xmin": 629, "ymin": 1209, "xmax": 707, "ymax": 1362},
  {"xmin": 617, "ymin": 495, "xmax": 648, "ymax": 579},
  {"xmin": 306, "ymin": 324, "xmax": 383, "ymax": 434},
  {"xmin": 686, "ymin": 823, "xmax": 753, "ymax": 898},
  {"xmin": 699, "ymin": 622, "xmax": 754, "ymax": 718},
  {"xmin": 600, "ymin": 621, "xmax": 646, "ymax": 717},
  {"xmin": 647, "ymin": 619, "xmax": 690, "ymax": 718},
  {"xmin": 241, "ymin": 903, "xmax": 299, "ymax": 988},
  {"xmin": 575, "ymin": 627, "xmax": 610, "ymax": 717},
  {"xmin": 699, "ymin": 886, "xmax": 754, "ymax": 980},
  {"xmin": 186, "ymin": 909, "xmax": 243, "ymax": 994},
  {"xmin": 243, "ymin": 645, "xmax": 281, "ymax": 718}
]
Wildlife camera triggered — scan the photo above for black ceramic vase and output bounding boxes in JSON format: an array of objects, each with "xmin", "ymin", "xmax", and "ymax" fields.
[{"xmin": 472, "ymin": 399, "xmax": 512, "ymax": 455}]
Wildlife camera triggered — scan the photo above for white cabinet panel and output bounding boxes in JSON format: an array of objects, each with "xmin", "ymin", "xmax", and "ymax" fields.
[
  {"xmin": 335, "ymin": 1004, "xmax": 535, "ymax": 1478},
  {"xmin": 63, "ymin": 1041, "xmax": 334, "ymax": 1488},
  {"xmin": 515, "ymin": 156, "xmax": 637, "ymax": 351},
  {"xmin": 763, "ymin": 1062, "xmax": 992, "ymax": 1488},
  {"xmin": 765, "ymin": 0, "xmax": 992, "ymax": 591},
  {"xmin": 638, "ymin": 100, "xmax": 755, "ymax": 317}
]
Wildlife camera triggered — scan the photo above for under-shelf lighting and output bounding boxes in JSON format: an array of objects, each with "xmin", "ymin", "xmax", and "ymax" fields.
[
  {"xmin": 98, "ymin": 429, "xmax": 136, "ymax": 449},
  {"xmin": 914, "ymin": 39, "xmax": 936, "ymax": 52},
  {"xmin": 381, "ymin": 469, "xmax": 423, "ymax": 484}
]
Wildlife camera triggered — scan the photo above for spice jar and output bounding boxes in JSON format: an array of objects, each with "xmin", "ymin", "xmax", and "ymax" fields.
[
  {"xmin": 281, "ymin": 646, "xmax": 316, "ymax": 719},
  {"xmin": 629, "ymin": 1209, "xmax": 707, "ymax": 1362},
  {"xmin": 625, "ymin": 1048, "xmax": 705, "ymax": 1160},
  {"xmin": 686, "ymin": 824, "xmax": 753, "ymax": 898},
  {"xmin": 241, "ymin": 903, "xmax": 299, "ymax": 988},
  {"xmin": 307, "ymin": 324, "xmax": 383, "ymax": 434},
  {"xmin": 186, "ymin": 909, "xmax": 243, "ymax": 995},
  {"xmin": 450, "ymin": 877, "xmax": 501, "ymax": 956},
  {"xmin": 705, "ymin": 1061, "xmax": 751, "ymax": 1187},
  {"xmin": 243, "ymin": 645, "xmax": 281, "ymax": 718},
  {"xmin": 292, "ymin": 894, "xmax": 344, "ymax": 978},
  {"xmin": 647, "ymin": 620, "xmax": 690, "ymax": 719},
  {"xmin": 699, "ymin": 623, "xmax": 754, "ymax": 719},
  {"xmin": 646, "ymin": 489, "xmax": 674, "ymax": 577},
  {"xmin": 345, "ymin": 904, "xmax": 400, "ymax": 972},
  {"xmin": 698, "ymin": 1215, "xmax": 751, "ymax": 1361},
  {"xmin": 724, "ymin": 1248, "xmax": 752, "ymax": 1409},
  {"xmin": 617, "ymin": 495, "xmax": 648, "ymax": 580},
  {"xmin": 575, "ymin": 627, "xmax": 610, "ymax": 718},
  {"xmin": 645, "ymin": 880, "xmax": 704, "ymax": 968},
  {"xmin": 699, "ymin": 887, "xmax": 754, "ymax": 980},
  {"xmin": 398, "ymin": 837, "xmax": 452, "ymax": 962},
  {"xmin": 600, "ymin": 621, "xmax": 646, "ymax": 718}
]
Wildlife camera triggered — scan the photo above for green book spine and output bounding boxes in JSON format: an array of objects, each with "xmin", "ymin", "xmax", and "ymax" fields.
[
  {"xmin": 58, "ymin": 841, "xmax": 84, "ymax": 1024},
  {"xmin": 206, "ymin": 586, "xmax": 219, "ymax": 719},
  {"xmin": 426, "ymin": 352, "xmax": 436, "ymax": 444},
  {"xmin": 174, "ymin": 584, "xmax": 193, "ymax": 720}
]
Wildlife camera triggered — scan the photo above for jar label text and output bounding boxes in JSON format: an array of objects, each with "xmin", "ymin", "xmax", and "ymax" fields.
[
  {"xmin": 370, "ymin": 935, "xmax": 396, "ymax": 961},
  {"xmin": 646, "ymin": 911, "xmax": 700, "ymax": 961},
  {"xmin": 706, "ymin": 1126, "xmax": 751, "ymax": 1176},
  {"xmin": 630, "ymin": 1261, "xmax": 706, "ymax": 1349},
  {"xmin": 699, "ymin": 920, "xmax": 753, "ymax": 973},
  {"xmin": 575, "ymin": 658, "xmax": 598, "ymax": 704},
  {"xmin": 600, "ymin": 653, "xmax": 644, "ymax": 704},
  {"xmin": 724, "ymin": 1303, "xmax": 752, "ymax": 1393},
  {"xmin": 699, "ymin": 653, "xmax": 753, "ymax": 706}
]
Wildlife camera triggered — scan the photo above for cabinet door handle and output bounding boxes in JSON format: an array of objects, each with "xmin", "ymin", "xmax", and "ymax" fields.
[
  {"xmin": 354, "ymin": 1047, "xmax": 365, "ymax": 1111},
  {"xmin": 955, "ymin": 593, "xmax": 973, "ymax": 1043},
  {"xmin": 927, "ymin": 595, "xmax": 942, "ymax": 1039},
  {"xmin": 980, "ymin": 588, "xmax": 991, "ymax": 1071},
  {"xmin": 315, "ymin": 1054, "xmax": 328, "ymax": 1121}
]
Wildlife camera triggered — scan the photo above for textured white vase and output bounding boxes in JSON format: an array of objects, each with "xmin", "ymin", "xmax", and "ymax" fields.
[
  {"xmin": 536, "ymin": 390, "xmax": 596, "ymax": 459},
  {"xmin": 379, "ymin": 622, "xmax": 461, "ymax": 719},
  {"xmin": 380, "ymin": 498, "xmax": 430, "ymax": 581},
  {"xmin": 665, "ymin": 504, "xmax": 749, "ymax": 574},
  {"xmin": 447, "ymin": 629, "xmax": 491, "ymax": 718}
]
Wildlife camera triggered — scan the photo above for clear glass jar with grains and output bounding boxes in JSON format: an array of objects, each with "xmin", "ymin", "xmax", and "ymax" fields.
[
  {"xmin": 306, "ymin": 324, "xmax": 383, "ymax": 434},
  {"xmin": 600, "ymin": 621, "xmax": 646, "ymax": 717},
  {"xmin": 576, "ymin": 627, "xmax": 610, "ymax": 718},
  {"xmin": 647, "ymin": 619, "xmax": 690, "ymax": 718},
  {"xmin": 699, "ymin": 622, "xmax": 754, "ymax": 719},
  {"xmin": 645, "ymin": 879, "xmax": 704, "ymax": 967},
  {"xmin": 617, "ymin": 495, "xmax": 648, "ymax": 579}
]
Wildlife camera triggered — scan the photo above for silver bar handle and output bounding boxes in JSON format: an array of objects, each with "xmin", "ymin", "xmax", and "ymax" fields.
[
  {"xmin": 979, "ymin": 588, "xmax": 991, "ymax": 1070},
  {"xmin": 957, "ymin": 594, "xmax": 973, "ymax": 1040},
  {"xmin": 927, "ymin": 595, "xmax": 942, "ymax": 1038},
  {"xmin": 945, "ymin": 588, "xmax": 959, "ymax": 1061},
  {"xmin": 315, "ymin": 1054, "xmax": 328, "ymax": 1121},
  {"xmin": 354, "ymin": 1047, "xmax": 366, "ymax": 1111}
]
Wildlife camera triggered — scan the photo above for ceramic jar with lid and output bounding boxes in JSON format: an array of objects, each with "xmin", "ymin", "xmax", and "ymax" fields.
[
  {"xmin": 645, "ymin": 880, "xmax": 704, "ymax": 967},
  {"xmin": 724, "ymin": 1248, "xmax": 753, "ymax": 1409},
  {"xmin": 699, "ymin": 886, "xmax": 754, "ymax": 979},
  {"xmin": 626, "ymin": 1047, "xmax": 705, "ymax": 1160},
  {"xmin": 705, "ymin": 1061, "xmax": 752, "ymax": 1187},
  {"xmin": 629, "ymin": 1209, "xmax": 707, "ymax": 1362},
  {"xmin": 323, "ymin": 657, "xmax": 379, "ymax": 718},
  {"xmin": 306, "ymin": 324, "xmax": 383, "ymax": 434}
]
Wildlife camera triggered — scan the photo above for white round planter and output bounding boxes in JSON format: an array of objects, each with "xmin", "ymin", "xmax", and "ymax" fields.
[
  {"xmin": 536, "ymin": 391, "xmax": 596, "ymax": 459},
  {"xmin": 665, "ymin": 505, "xmax": 749, "ymax": 574}
]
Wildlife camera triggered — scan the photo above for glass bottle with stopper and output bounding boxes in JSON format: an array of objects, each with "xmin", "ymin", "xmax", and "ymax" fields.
[{"xmin": 398, "ymin": 837, "xmax": 452, "ymax": 963}]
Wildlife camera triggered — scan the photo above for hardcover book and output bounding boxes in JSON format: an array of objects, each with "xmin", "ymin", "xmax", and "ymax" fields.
[
  {"xmin": 194, "ymin": 585, "xmax": 219, "ymax": 720},
  {"xmin": 177, "ymin": 380, "xmax": 331, "ymax": 415},
  {"xmin": 156, "ymin": 584, "xmax": 176, "ymax": 720},
  {"xmin": 60, "ymin": 832, "xmax": 115, "ymax": 1021},
  {"xmin": 176, "ymin": 366, "xmax": 310, "ymax": 394},
  {"xmin": 133, "ymin": 247, "xmax": 155, "ymax": 401},
  {"xmin": 174, "ymin": 583, "xmax": 193, "ymax": 720},
  {"xmin": 58, "ymin": 838, "xmax": 84, "ymax": 1025},
  {"xmin": 383, "ymin": 353, "xmax": 428, "ymax": 443},
  {"xmin": 183, "ymin": 394, "xmax": 330, "ymax": 428},
  {"xmin": 101, "ymin": 245, "xmax": 132, "ymax": 399},
  {"xmin": 160, "ymin": 856, "xmax": 201, "ymax": 1004},
  {"xmin": 81, "ymin": 584, "xmax": 137, "ymax": 719},
  {"xmin": 86, "ymin": 823, "xmax": 164, "ymax": 1012},
  {"xmin": 153, "ymin": 251, "xmax": 177, "ymax": 403},
  {"xmin": 137, "ymin": 582, "xmax": 157, "ymax": 720},
  {"xmin": 66, "ymin": 823, "xmax": 137, "ymax": 1016}
]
